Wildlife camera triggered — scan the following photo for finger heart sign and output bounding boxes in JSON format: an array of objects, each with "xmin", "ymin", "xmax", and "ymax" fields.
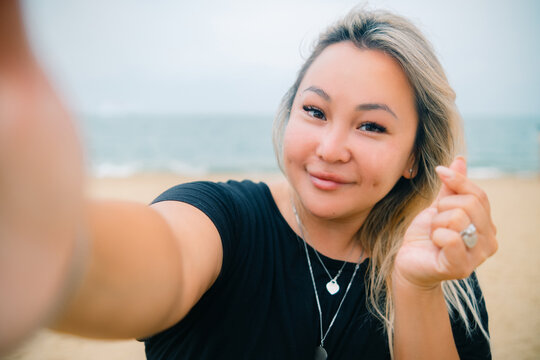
[{"xmin": 394, "ymin": 157, "xmax": 498, "ymax": 290}]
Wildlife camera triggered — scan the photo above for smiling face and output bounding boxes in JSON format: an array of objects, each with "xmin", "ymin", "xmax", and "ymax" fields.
[{"xmin": 282, "ymin": 41, "xmax": 418, "ymax": 223}]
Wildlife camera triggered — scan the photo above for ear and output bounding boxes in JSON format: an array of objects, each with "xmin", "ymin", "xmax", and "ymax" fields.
[{"xmin": 402, "ymin": 153, "xmax": 417, "ymax": 179}]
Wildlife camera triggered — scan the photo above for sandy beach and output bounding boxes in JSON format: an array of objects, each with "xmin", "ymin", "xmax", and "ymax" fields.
[{"xmin": 3, "ymin": 173, "xmax": 540, "ymax": 360}]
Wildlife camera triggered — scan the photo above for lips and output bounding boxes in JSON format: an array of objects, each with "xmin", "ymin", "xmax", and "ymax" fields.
[{"xmin": 308, "ymin": 170, "xmax": 353, "ymax": 190}]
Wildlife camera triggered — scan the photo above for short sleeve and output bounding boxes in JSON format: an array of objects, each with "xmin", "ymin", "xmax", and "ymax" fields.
[
  {"xmin": 150, "ymin": 181, "xmax": 241, "ymax": 286},
  {"xmin": 450, "ymin": 272, "xmax": 491, "ymax": 359}
]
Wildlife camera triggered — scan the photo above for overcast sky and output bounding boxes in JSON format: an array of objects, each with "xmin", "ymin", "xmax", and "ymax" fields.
[{"xmin": 22, "ymin": 0, "xmax": 540, "ymax": 117}]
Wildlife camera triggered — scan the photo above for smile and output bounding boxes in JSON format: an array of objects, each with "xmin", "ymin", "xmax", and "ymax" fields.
[{"xmin": 308, "ymin": 171, "xmax": 353, "ymax": 191}]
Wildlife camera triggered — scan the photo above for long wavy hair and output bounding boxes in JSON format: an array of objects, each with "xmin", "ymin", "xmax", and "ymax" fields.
[{"xmin": 273, "ymin": 8, "xmax": 488, "ymax": 356}]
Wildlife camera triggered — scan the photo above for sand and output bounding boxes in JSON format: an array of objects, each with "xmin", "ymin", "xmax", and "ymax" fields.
[{"xmin": 3, "ymin": 173, "xmax": 540, "ymax": 360}]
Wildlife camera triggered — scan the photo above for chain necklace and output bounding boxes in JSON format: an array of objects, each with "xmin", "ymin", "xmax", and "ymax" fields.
[
  {"xmin": 292, "ymin": 202, "xmax": 356, "ymax": 295},
  {"xmin": 292, "ymin": 202, "xmax": 364, "ymax": 360},
  {"xmin": 312, "ymin": 238, "xmax": 355, "ymax": 295}
]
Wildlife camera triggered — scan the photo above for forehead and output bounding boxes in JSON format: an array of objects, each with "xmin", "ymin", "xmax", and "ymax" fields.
[{"xmin": 298, "ymin": 42, "xmax": 416, "ymax": 119}]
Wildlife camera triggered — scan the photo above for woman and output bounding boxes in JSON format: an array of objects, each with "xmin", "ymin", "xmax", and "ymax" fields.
[{"xmin": 0, "ymin": 3, "xmax": 497, "ymax": 359}]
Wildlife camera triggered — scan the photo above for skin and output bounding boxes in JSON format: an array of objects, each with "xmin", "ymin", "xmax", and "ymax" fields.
[
  {"xmin": 0, "ymin": 0, "xmax": 85, "ymax": 350},
  {"xmin": 273, "ymin": 42, "xmax": 418, "ymax": 260},
  {"xmin": 393, "ymin": 159, "xmax": 497, "ymax": 359},
  {"xmin": 0, "ymin": 3, "xmax": 498, "ymax": 358}
]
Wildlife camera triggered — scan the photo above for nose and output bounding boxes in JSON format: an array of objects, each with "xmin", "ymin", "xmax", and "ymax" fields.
[{"xmin": 315, "ymin": 124, "xmax": 352, "ymax": 163}]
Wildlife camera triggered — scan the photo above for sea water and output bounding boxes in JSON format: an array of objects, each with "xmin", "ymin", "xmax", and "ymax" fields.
[
  {"xmin": 80, "ymin": 113, "xmax": 277, "ymax": 177},
  {"xmin": 464, "ymin": 115, "xmax": 540, "ymax": 177},
  {"xmin": 79, "ymin": 113, "xmax": 540, "ymax": 178}
]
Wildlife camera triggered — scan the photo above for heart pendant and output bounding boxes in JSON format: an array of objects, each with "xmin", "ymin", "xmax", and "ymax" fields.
[{"xmin": 326, "ymin": 280, "xmax": 340, "ymax": 295}]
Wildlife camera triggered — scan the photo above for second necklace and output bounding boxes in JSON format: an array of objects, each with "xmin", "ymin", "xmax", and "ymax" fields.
[{"xmin": 292, "ymin": 201, "xmax": 364, "ymax": 360}]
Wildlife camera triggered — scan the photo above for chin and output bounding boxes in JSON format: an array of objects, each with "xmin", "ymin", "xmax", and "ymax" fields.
[
  {"xmin": 298, "ymin": 191, "xmax": 365, "ymax": 221},
  {"xmin": 305, "ymin": 205, "xmax": 340, "ymax": 219}
]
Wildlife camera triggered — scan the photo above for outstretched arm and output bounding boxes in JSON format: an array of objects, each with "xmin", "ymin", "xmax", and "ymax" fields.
[
  {"xmin": 51, "ymin": 199, "xmax": 222, "ymax": 340},
  {"xmin": 0, "ymin": 0, "xmax": 85, "ymax": 350},
  {"xmin": 0, "ymin": 0, "xmax": 222, "ymax": 352}
]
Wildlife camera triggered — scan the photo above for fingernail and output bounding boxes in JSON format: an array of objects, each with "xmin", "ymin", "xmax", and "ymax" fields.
[
  {"xmin": 435, "ymin": 165, "xmax": 454, "ymax": 179},
  {"xmin": 455, "ymin": 155, "xmax": 466, "ymax": 163}
]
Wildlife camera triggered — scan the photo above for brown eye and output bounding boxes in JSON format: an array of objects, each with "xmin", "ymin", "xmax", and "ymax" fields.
[
  {"xmin": 303, "ymin": 105, "xmax": 326, "ymax": 120},
  {"xmin": 358, "ymin": 122, "xmax": 386, "ymax": 133}
]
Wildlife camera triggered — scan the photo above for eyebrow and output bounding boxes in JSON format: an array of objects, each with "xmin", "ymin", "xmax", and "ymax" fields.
[
  {"xmin": 302, "ymin": 85, "xmax": 398, "ymax": 119},
  {"xmin": 356, "ymin": 103, "xmax": 397, "ymax": 119},
  {"xmin": 303, "ymin": 86, "xmax": 331, "ymax": 101}
]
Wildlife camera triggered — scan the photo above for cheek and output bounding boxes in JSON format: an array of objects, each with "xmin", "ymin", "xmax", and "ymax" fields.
[
  {"xmin": 361, "ymin": 142, "xmax": 411, "ymax": 189},
  {"xmin": 281, "ymin": 124, "xmax": 302, "ymax": 176},
  {"xmin": 282, "ymin": 118, "xmax": 310, "ymax": 165},
  {"xmin": 282, "ymin": 126, "xmax": 295, "ymax": 164}
]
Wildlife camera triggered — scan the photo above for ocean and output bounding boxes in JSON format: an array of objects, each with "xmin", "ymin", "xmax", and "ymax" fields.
[{"xmin": 79, "ymin": 113, "xmax": 540, "ymax": 178}]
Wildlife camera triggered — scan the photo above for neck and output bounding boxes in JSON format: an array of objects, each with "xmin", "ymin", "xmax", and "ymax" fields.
[{"xmin": 290, "ymin": 192, "xmax": 367, "ymax": 263}]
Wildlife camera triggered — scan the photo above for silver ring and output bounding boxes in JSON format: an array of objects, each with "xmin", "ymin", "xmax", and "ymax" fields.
[{"xmin": 460, "ymin": 223, "xmax": 478, "ymax": 249}]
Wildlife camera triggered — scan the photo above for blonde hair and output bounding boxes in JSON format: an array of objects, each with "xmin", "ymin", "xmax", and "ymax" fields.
[{"xmin": 273, "ymin": 8, "xmax": 488, "ymax": 356}]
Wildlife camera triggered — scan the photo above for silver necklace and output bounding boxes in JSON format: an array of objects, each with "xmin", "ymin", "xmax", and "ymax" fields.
[
  {"xmin": 292, "ymin": 202, "xmax": 364, "ymax": 360},
  {"xmin": 292, "ymin": 203, "xmax": 354, "ymax": 295},
  {"xmin": 313, "ymin": 240, "xmax": 354, "ymax": 295}
]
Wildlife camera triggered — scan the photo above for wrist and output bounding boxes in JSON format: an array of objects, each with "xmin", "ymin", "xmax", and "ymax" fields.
[
  {"xmin": 393, "ymin": 270, "xmax": 458, "ymax": 360},
  {"xmin": 392, "ymin": 268, "xmax": 442, "ymax": 296}
]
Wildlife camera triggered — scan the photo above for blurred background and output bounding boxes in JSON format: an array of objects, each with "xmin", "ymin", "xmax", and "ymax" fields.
[
  {"xmin": 20, "ymin": 0, "xmax": 540, "ymax": 178},
  {"xmin": 5, "ymin": 1, "xmax": 539, "ymax": 359}
]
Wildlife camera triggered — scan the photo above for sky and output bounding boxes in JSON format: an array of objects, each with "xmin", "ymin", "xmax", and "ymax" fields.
[{"xmin": 21, "ymin": 0, "xmax": 540, "ymax": 117}]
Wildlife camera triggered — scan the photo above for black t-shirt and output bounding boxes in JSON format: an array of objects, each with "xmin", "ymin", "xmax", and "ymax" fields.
[{"xmin": 143, "ymin": 180, "xmax": 491, "ymax": 359}]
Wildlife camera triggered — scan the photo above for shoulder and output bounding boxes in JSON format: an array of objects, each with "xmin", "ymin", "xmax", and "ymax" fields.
[
  {"xmin": 151, "ymin": 179, "xmax": 275, "ymax": 248},
  {"xmin": 152, "ymin": 179, "xmax": 269, "ymax": 206},
  {"xmin": 144, "ymin": 180, "xmax": 273, "ymax": 332}
]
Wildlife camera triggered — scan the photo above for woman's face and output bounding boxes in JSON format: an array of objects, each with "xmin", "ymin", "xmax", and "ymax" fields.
[{"xmin": 283, "ymin": 42, "xmax": 418, "ymax": 222}]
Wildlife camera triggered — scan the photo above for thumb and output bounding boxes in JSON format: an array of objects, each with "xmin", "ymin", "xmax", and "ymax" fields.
[
  {"xmin": 450, "ymin": 156, "xmax": 467, "ymax": 176},
  {"xmin": 435, "ymin": 156, "xmax": 467, "ymax": 201}
]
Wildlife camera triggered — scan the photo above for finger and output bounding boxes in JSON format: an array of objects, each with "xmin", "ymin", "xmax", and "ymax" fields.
[
  {"xmin": 434, "ymin": 156, "xmax": 467, "ymax": 201},
  {"xmin": 432, "ymin": 227, "xmax": 466, "ymax": 252},
  {"xmin": 451, "ymin": 155, "xmax": 468, "ymax": 176},
  {"xmin": 438, "ymin": 193, "xmax": 498, "ymax": 262},
  {"xmin": 437, "ymin": 194, "xmax": 494, "ymax": 234},
  {"xmin": 435, "ymin": 165, "xmax": 491, "ymax": 215},
  {"xmin": 403, "ymin": 206, "xmax": 437, "ymax": 243},
  {"xmin": 431, "ymin": 208, "xmax": 471, "ymax": 233},
  {"xmin": 434, "ymin": 226, "xmax": 497, "ymax": 274},
  {"xmin": 431, "ymin": 228, "xmax": 473, "ymax": 279}
]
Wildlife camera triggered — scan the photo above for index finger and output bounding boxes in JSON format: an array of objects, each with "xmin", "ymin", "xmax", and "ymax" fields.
[
  {"xmin": 433, "ymin": 156, "xmax": 467, "ymax": 202},
  {"xmin": 435, "ymin": 165, "xmax": 491, "ymax": 213}
]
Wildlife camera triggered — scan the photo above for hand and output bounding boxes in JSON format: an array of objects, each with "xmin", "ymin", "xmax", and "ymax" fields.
[
  {"xmin": 393, "ymin": 157, "xmax": 498, "ymax": 291},
  {"xmin": 0, "ymin": 38, "xmax": 85, "ymax": 352}
]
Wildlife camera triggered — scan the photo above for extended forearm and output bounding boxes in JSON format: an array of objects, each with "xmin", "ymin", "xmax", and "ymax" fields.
[
  {"xmin": 0, "ymin": 1, "xmax": 86, "ymax": 352},
  {"xmin": 52, "ymin": 199, "xmax": 184, "ymax": 340},
  {"xmin": 393, "ymin": 279, "xmax": 459, "ymax": 360}
]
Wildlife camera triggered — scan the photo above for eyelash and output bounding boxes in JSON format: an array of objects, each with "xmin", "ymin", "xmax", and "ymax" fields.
[
  {"xmin": 303, "ymin": 105, "xmax": 326, "ymax": 120},
  {"xmin": 302, "ymin": 105, "xmax": 387, "ymax": 133},
  {"xmin": 358, "ymin": 122, "xmax": 386, "ymax": 133}
]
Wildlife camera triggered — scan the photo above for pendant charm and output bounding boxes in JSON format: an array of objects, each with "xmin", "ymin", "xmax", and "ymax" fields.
[
  {"xmin": 326, "ymin": 279, "xmax": 340, "ymax": 295},
  {"xmin": 314, "ymin": 345, "xmax": 328, "ymax": 360}
]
